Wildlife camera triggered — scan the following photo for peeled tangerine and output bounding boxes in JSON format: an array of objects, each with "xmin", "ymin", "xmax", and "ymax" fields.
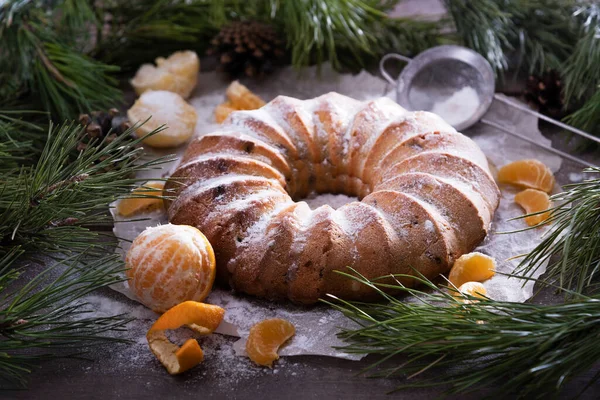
[
  {"xmin": 130, "ymin": 50, "xmax": 199, "ymax": 98},
  {"xmin": 448, "ymin": 252, "xmax": 496, "ymax": 288},
  {"xmin": 246, "ymin": 318, "xmax": 295, "ymax": 367},
  {"xmin": 497, "ymin": 159, "xmax": 555, "ymax": 193},
  {"xmin": 126, "ymin": 224, "xmax": 216, "ymax": 313},
  {"xmin": 214, "ymin": 81, "xmax": 266, "ymax": 123},
  {"xmin": 116, "ymin": 181, "xmax": 164, "ymax": 217},
  {"xmin": 456, "ymin": 282, "xmax": 487, "ymax": 303},
  {"xmin": 514, "ymin": 189, "xmax": 552, "ymax": 226},
  {"xmin": 147, "ymin": 301, "xmax": 225, "ymax": 375},
  {"xmin": 127, "ymin": 90, "xmax": 197, "ymax": 148}
]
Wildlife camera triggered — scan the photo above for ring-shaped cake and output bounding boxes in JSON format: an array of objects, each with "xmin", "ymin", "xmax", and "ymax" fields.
[{"xmin": 164, "ymin": 93, "xmax": 500, "ymax": 304}]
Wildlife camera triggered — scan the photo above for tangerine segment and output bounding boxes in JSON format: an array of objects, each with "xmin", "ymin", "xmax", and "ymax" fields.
[
  {"xmin": 246, "ymin": 318, "xmax": 295, "ymax": 367},
  {"xmin": 127, "ymin": 90, "xmax": 197, "ymax": 148},
  {"xmin": 146, "ymin": 301, "xmax": 224, "ymax": 375},
  {"xmin": 497, "ymin": 159, "xmax": 555, "ymax": 193},
  {"xmin": 514, "ymin": 189, "xmax": 552, "ymax": 226},
  {"xmin": 448, "ymin": 252, "xmax": 496, "ymax": 288},
  {"xmin": 131, "ymin": 50, "xmax": 199, "ymax": 98},
  {"xmin": 116, "ymin": 181, "xmax": 165, "ymax": 217},
  {"xmin": 126, "ymin": 224, "xmax": 216, "ymax": 313},
  {"xmin": 215, "ymin": 101, "xmax": 238, "ymax": 123},
  {"xmin": 226, "ymin": 81, "xmax": 266, "ymax": 110},
  {"xmin": 456, "ymin": 282, "xmax": 487, "ymax": 303}
]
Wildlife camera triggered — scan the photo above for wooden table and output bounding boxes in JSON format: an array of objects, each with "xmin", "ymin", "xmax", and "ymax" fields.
[
  {"xmin": 5, "ymin": 1, "xmax": 600, "ymax": 396},
  {"xmin": 2, "ymin": 119, "xmax": 599, "ymax": 400}
]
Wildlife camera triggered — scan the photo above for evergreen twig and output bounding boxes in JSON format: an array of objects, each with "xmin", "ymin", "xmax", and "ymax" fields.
[
  {"xmin": 0, "ymin": 252, "xmax": 133, "ymax": 387},
  {"xmin": 0, "ymin": 0, "xmax": 122, "ymax": 120},
  {"xmin": 326, "ymin": 269, "xmax": 600, "ymax": 399},
  {"xmin": 517, "ymin": 168, "xmax": 600, "ymax": 295},
  {"xmin": 0, "ymin": 113, "xmax": 172, "ymax": 386},
  {"xmin": 562, "ymin": 4, "xmax": 600, "ymax": 106},
  {"xmin": 0, "ymin": 121, "xmax": 171, "ymax": 255},
  {"xmin": 564, "ymin": 89, "xmax": 600, "ymax": 134}
]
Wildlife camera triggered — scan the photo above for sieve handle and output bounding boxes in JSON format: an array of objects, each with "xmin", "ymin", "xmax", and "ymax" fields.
[
  {"xmin": 481, "ymin": 118, "xmax": 597, "ymax": 168},
  {"xmin": 493, "ymin": 94, "xmax": 600, "ymax": 146},
  {"xmin": 379, "ymin": 53, "xmax": 413, "ymax": 86}
]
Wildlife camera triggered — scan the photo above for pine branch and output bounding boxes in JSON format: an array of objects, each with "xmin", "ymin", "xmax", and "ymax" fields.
[
  {"xmin": 516, "ymin": 168, "xmax": 600, "ymax": 295},
  {"xmin": 0, "ymin": 0, "xmax": 122, "ymax": 120},
  {"xmin": 0, "ymin": 114, "xmax": 172, "ymax": 386},
  {"xmin": 564, "ymin": 89, "xmax": 600, "ymax": 135},
  {"xmin": 509, "ymin": 0, "xmax": 579, "ymax": 74},
  {"xmin": 273, "ymin": 0, "xmax": 387, "ymax": 70},
  {"xmin": 0, "ymin": 252, "xmax": 132, "ymax": 387},
  {"xmin": 562, "ymin": 4, "xmax": 600, "ymax": 105},
  {"xmin": 326, "ymin": 269, "xmax": 600, "ymax": 399},
  {"xmin": 0, "ymin": 121, "xmax": 171, "ymax": 256},
  {"xmin": 94, "ymin": 0, "xmax": 446, "ymax": 74},
  {"xmin": 444, "ymin": 0, "xmax": 594, "ymax": 76},
  {"xmin": 334, "ymin": 16, "xmax": 452, "ymax": 73},
  {"xmin": 444, "ymin": 0, "xmax": 514, "ymax": 74},
  {"xmin": 94, "ymin": 0, "xmax": 231, "ymax": 72}
]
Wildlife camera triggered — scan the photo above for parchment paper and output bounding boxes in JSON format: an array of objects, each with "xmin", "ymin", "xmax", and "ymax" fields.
[{"xmin": 109, "ymin": 64, "xmax": 561, "ymax": 360}]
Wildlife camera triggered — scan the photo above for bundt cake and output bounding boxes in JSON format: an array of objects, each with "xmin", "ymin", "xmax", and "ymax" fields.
[{"xmin": 164, "ymin": 92, "xmax": 500, "ymax": 304}]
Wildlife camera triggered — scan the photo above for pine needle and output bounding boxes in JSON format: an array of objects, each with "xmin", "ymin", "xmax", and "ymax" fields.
[
  {"xmin": 0, "ymin": 0, "xmax": 122, "ymax": 120},
  {"xmin": 0, "ymin": 114, "xmax": 173, "ymax": 386},
  {"xmin": 0, "ymin": 252, "xmax": 133, "ymax": 388},
  {"xmin": 326, "ymin": 269, "xmax": 600, "ymax": 399},
  {"xmin": 562, "ymin": 4, "xmax": 600, "ymax": 105},
  {"xmin": 517, "ymin": 168, "xmax": 600, "ymax": 295},
  {"xmin": 564, "ymin": 89, "xmax": 600, "ymax": 135}
]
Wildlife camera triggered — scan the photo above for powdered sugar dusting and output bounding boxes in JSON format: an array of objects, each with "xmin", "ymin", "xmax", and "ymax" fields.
[
  {"xmin": 304, "ymin": 192, "xmax": 356, "ymax": 210},
  {"xmin": 104, "ymin": 63, "xmax": 560, "ymax": 379}
]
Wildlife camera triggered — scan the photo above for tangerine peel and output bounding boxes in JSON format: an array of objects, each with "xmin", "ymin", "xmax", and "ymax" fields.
[{"xmin": 147, "ymin": 301, "xmax": 224, "ymax": 375}]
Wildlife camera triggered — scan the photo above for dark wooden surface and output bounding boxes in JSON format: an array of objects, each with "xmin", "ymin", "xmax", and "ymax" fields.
[
  {"xmin": 4, "ymin": 0, "xmax": 600, "ymax": 395},
  {"xmin": 2, "ymin": 122, "xmax": 600, "ymax": 400}
]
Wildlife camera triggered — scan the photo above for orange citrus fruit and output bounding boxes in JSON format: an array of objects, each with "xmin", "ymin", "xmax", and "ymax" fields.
[
  {"xmin": 497, "ymin": 159, "xmax": 555, "ymax": 193},
  {"xmin": 455, "ymin": 281, "xmax": 487, "ymax": 303},
  {"xmin": 147, "ymin": 301, "xmax": 225, "ymax": 375},
  {"xmin": 214, "ymin": 101, "xmax": 237, "ymax": 123},
  {"xmin": 214, "ymin": 82, "xmax": 265, "ymax": 123},
  {"xmin": 226, "ymin": 81, "xmax": 265, "ymax": 110},
  {"xmin": 448, "ymin": 252, "xmax": 496, "ymax": 288},
  {"xmin": 126, "ymin": 224, "xmax": 216, "ymax": 313},
  {"xmin": 127, "ymin": 90, "xmax": 197, "ymax": 148},
  {"xmin": 131, "ymin": 50, "xmax": 199, "ymax": 98},
  {"xmin": 246, "ymin": 318, "xmax": 295, "ymax": 367},
  {"xmin": 514, "ymin": 189, "xmax": 552, "ymax": 226},
  {"xmin": 116, "ymin": 181, "xmax": 165, "ymax": 217}
]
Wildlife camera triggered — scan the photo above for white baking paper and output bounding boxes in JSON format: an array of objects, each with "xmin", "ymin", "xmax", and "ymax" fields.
[{"xmin": 109, "ymin": 64, "xmax": 561, "ymax": 360}]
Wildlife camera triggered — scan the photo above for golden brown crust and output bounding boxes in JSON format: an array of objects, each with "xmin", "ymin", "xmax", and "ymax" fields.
[{"xmin": 164, "ymin": 93, "xmax": 500, "ymax": 304}]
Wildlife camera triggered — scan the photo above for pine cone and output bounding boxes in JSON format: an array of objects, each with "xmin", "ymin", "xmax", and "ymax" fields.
[
  {"xmin": 206, "ymin": 21, "xmax": 286, "ymax": 78},
  {"xmin": 77, "ymin": 108, "xmax": 130, "ymax": 152},
  {"xmin": 76, "ymin": 109, "xmax": 132, "ymax": 172},
  {"xmin": 524, "ymin": 70, "xmax": 564, "ymax": 118}
]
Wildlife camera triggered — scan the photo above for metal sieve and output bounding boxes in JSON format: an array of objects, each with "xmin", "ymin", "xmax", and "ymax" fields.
[{"xmin": 380, "ymin": 45, "xmax": 597, "ymax": 167}]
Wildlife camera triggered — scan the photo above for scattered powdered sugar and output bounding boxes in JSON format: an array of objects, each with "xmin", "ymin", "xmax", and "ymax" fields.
[
  {"xmin": 77, "ymin": 291, "xmax": 310, "ymax": 388},
  {"xmin": 304, "ymin": 192, "xmax": 356, "ymax": 209},
  {"xmin": 430, "ymin": 86, "xmax": 480, "ymax": 127},
  {"xmin": 423, "ymin": 219, "xmax": 434, "ymax": 233},
  {"xmin": 138, "ymin": 90, "xmax": 182, "ymax": 116},
  {"xmin": 569, "ymin": 172, "xmax": 583, "ymax": 182},
  {"xmin": 104, "ymin": 63, "xmax": 562, "ymax": 376}
]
